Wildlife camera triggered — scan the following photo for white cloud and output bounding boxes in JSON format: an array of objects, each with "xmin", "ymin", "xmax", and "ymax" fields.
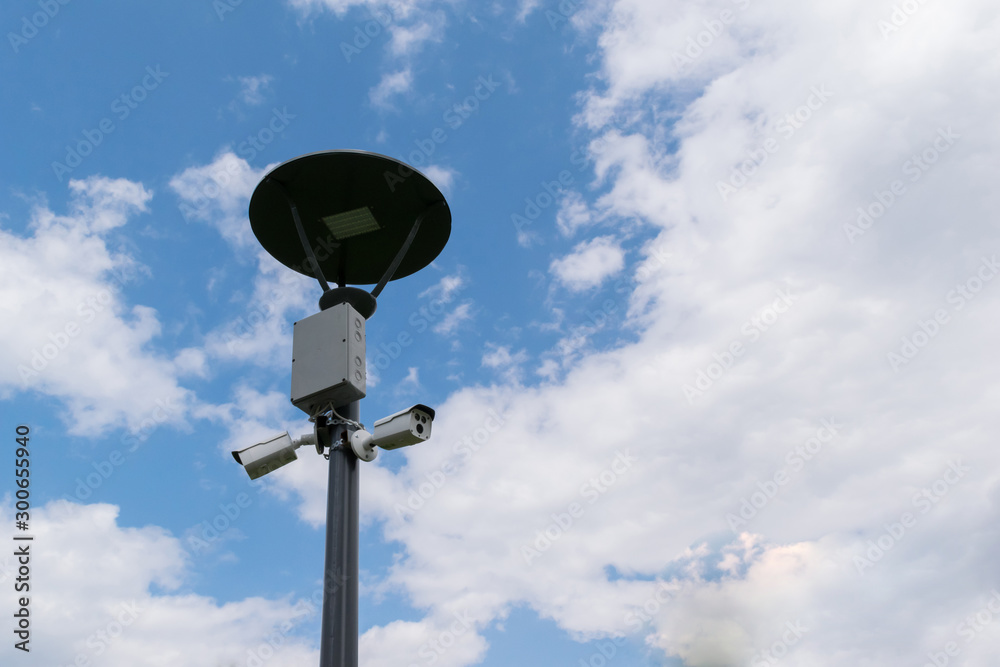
[
  {"xmin": 265, "ymin": 1, "xmax": 1000, "ymax": 665},
  {"xmin": 419, "ymin": 271, "xmax": 465, "ymax": 302},
  {"xmin": 369, "ymin": 68, "xmax": 414, "ymax": 110},
  {"xmin": 170, "ymin": 152, "xmax": 317, "ymax": 368},
  {"xmin": 482, "ymin": 344, "xmax": 528, "ymax": 383},
  {"xmin": 401, "ymin": 366, "xmax": 420, "ymax": 388},
  {"xmin": 201, "ymin": 254, "xmax": 317, "ymax": 368},
  {"xmin": 481, "ymin": 345, "xmax": 523, "ymax": 369},
  {"xmin": 433, "ymin": 301, "xmax": 473, "ymax": 335},
  {"xmin": 536, "ymin": 358, "xmax": 560, "ymax": 381},
  {"xmin": 235, "ymin": 73, "xmax": 274, "ymax": 106},
  {"xmin": 360, "ymin": 616, "xmax": 488, "ymax": 667},
  {"xmin": 515, "ymin": 0, "xmax": 541, "ymax": 22},
  {"xmin": 556, "ymin": 190, "xmax": 595, "ymax": 237},
  {"xmin": 169, "ymin": 151, "xmax": 273, "ymax": 248},
  {"xmin": 550, "ymin": 235, "xmax": 626, "ymax": 291},
  {"xmin": 388, "ymin": 11, "xmax": 446, "ymax": 57},
  {"xmin": 0, "ymin": 177, "xmax": 196, "ymax": 436},
  {"xmin": 422, "ymin": 164, "xmax": 458, "ymax": 193},
  {"xmin": 0, "ymin": 500, "xmax": 318, "ymax": 666},
  {"xmin": 515, "ymin": 227, "xmax": 540, "ymax": 249},
  {"xmin": 62, "ymin": 3, "xmax": 998, "ymax": 666},
  {"xmin": 173, "ymin": 347, "xmax": 209, "ymax": 377}
]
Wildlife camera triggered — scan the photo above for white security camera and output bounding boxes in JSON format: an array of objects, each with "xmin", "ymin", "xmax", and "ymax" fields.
[
  {"xmin": 371, "ymin": 404, "xmax": 435, "ymax": 450},
  {"xmin": 347, "ymin": 405, "xmax": 434, "ymax": 462},
  {"xmin": 232, "ymin": 431, "xmax": 316, "ymax": 480}
]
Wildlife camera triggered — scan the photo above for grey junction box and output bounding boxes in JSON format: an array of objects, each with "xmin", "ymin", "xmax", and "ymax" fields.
[{"xmin": 291, "ymin": 302, "xmax": 367, "ymax": 415}]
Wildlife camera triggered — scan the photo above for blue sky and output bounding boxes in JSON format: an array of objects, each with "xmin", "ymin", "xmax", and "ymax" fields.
[{"xmin": 2, "ymin": 0, "xmax": 1000, "ymax": 666}]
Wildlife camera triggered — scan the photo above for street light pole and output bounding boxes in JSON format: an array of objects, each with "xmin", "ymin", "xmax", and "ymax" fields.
[
  {"xmin": 318, "ymin": 401, "xmax": 360, "ymax": 667},
  {"xmin": 243, "ymin": 150, "xmax": 453, "ymax": 667}
]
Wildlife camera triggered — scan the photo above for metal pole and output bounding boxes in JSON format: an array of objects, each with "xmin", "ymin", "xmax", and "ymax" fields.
[{"xmin": 318, "ymin": 401, "xmax": 359, "ymax": 667}]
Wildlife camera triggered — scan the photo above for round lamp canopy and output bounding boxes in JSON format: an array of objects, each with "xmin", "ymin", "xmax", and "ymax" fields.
[{"xmin": 249, "ymin": 150, "xmax": 451, "ymax": 287}]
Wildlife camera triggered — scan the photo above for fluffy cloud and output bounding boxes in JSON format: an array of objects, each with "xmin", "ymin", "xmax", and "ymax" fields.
[
  {"xmin": 419, "ymin": 272, "xmax": 465, "ymax": 302},
  {"xmin": 268, "ymin": 1, "xmax": 1000, "ymax": 665},
  {"xmin": 0, "ymin": 500, "xmax": 317, "ymax": 666},
  {"xmin": 236, "ymin": 73, "xmax": 274, "ymax": 106},
  {"xmin": 387, "ymin": 10, "xmax": 446, "ymax": 57},
  {"xmin": 481, "ymin": 344, "xmax": 528, "ymax": 383},
  {"xmin": 550, "ymin": 235, "xmax": 626, "ymax": 291},
  {"xmin": 169, "ymin": 151, "xmax": 272, "ymax": 248},
  {"xmin": 369, "ymin": 68, "xmax": 415, "ymax": 110},
  {"xmin": 58, "ymin": 3, "xmax": 995, "ymax": 666},
  {"xmin": 421, "ymin": 164, "xmax": 458, "ymax": 194},
  {"xmin": 170, "ymin": 152, "xmax": 318, "ymax": 368},
  {"xmin": 555, "ymin": 190, "xmax": 596, "ymax": 237},
  {"xmin": 433, "ymin": 301, "xmax": 474, "ymax": 335},
  {"xmin": 0, "ymin": 177, "xmax": 195, "ymax": 436}
]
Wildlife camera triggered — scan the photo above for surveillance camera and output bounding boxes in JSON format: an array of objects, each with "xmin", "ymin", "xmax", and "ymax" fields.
[
  {"xmin": 371, "ymin": 404, "xmax": 435, "ymax": 450},
  {"xmin": 232, "ymin": 431, "xmax": 314, "ymax": 480}
]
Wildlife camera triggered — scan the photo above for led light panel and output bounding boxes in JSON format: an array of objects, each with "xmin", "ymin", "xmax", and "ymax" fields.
[{"xmin": 322, "ymin": 206, "xmax": 381, "ymax": 240}]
